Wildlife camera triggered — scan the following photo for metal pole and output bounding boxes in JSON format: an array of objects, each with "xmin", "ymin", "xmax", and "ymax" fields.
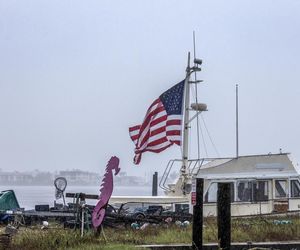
[
  {"xmin": 192, "ymin": 178, "xmax": 203, "ymax": 250},
  {"xmin": 182, "ymin": 52, "xmax": 191, "ymax": 193},
  {"xmin": 80, "ymin": 193, "xmax": 86, "ymax": 237},
  {"xmin": 81, "ymin": 207, "xmax": 84, "ymax": 237},
  {"xmin": 217, "ymin": 183, "xmax": 231, "ymax": 250},
  {"xmin": 236, "ymin": 84, "xmax": 239, "ymax": 158},
  {"xmin": 152, "ymin": 172, "xmax": 158, "ymax": 196}
]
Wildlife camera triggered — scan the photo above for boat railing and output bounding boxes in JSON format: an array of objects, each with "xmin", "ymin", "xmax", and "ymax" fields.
[
  {"xmin": 189, "ymin": 158, "xmax": 205, "ymax": 176},
  {"xmin": 159, "ymin": 158, "xmax": 206, "ymax": 192},
  {"xmin": 159, "ymin": 159, "xmax": 182, "ymax": 192}
]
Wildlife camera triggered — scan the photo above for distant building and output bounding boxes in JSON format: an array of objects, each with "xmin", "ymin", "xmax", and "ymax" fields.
[
  {"xmin": 57, "ymin": 170, "xmax": 100, "ymax": 185},
  {"xmin": 0, "ymin": 171, "xmax": 33, "ymax": 185},
  {"xmin": 0, "ymin": 169, "xmax": 149, "ymax": 187},
  {"xmin": 31, "ymin": 171, "xmax": 54, "ymax": 185},
  {"xmin": 114, "ymin": 174, "xmax": 146, "ymax": 186}
]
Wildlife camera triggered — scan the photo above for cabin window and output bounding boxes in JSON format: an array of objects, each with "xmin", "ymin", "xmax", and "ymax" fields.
[
  {"xmin": 204, "ymin": 182, "xmax": 234, "ymax": 203},
  {"xmin": 237, "ymin": 180, "xmax": 268, "ymax": 202},
  {"xmin": 291, "ymin": 180, "xmax": 300, "ymax": 198},
  {"xmin": 275, "ymin": 180, "xmax": 287, "ymax": 198},
  {"xmin": 205, "ymin": 183, "xmax": 217, "ymax": 202},
  {"xmin": 237, "ymin": 181, "xmax": 253, "ymax": 202},
  {"xmin": 253, "ymin": 181, "xmax": 268, "ymax": 201}
]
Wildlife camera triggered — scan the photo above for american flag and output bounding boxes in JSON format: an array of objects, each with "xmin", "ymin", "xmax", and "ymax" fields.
[{"xmin": 129, "ymin": 80, "xmax": 185, "ymax": 164}]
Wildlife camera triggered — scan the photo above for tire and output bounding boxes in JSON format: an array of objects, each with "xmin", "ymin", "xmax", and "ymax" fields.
[{"xmin": 134, "ymin": 213, "xmax": 145, "ymax": 220}]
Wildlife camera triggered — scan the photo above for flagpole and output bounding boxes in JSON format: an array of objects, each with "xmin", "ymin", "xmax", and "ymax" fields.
[
  {"xmin": 236, "ymin": 84, "xmax": 239, "ymax": 158},
  {"xmin": 182, "ymin": 52, "xmax": 191, "ymax": 194}
]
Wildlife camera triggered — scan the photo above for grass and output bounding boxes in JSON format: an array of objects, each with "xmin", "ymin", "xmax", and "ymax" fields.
[
  {"xmin": 67, "ymin": 244, "xmax": 142, "ymax": 250},
  {"xmin": 2, "ymin": 215, "xmax": 300, "ymax": 249},
  {"xmin": 231, "ymin": 216, "xmax": 300, "ymax": 242},
  {"xmin": 5, "ymin": 228, "xmax": 143, "ymax": 250}
]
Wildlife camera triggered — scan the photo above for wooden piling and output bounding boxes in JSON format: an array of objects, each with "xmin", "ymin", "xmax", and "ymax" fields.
[
  {"xmin": 217, "ymin": 183, "xmax": 231, "ymax": 250},
  {"xmin": 152, "ymin": 172, "xmax": 158, "ymax": 196},
  {"xmin": 192, "ymin": 178, "xmax": 203, "ymax": 250}
]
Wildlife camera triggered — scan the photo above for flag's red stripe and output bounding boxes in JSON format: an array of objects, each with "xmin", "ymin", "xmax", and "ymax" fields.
[
  {"xmin": 137, "ymin": 105, "xmax": 165, "ymax": 146},
  {"xmin": 150, "ymin": 115, "xmax": 167, "ymax": 127},
  {"xmin": 166, "ymin": 119, "xmax": 181, "ymax": 126},
  {"xmin": 142, "ymin": 99, "xmax": 161, "ymax": 123},
  {"xmin": 173, "ymin": 140, "xmax": 181, "ymax": 145},
  {"xmin": 136, "ymin": 121, "xmax": 181, "ymax": 150},
  {"xmin": 129, "ymin": 125, "xmax": 141, "ymax": 132},
  {"xmin": 139, "ymin": 130, "xmax": 151, "ymax": 147},
  {"xmin": 144, "ymin": 143, "xmax": 173, "ymax": 153},
  {"xmin": 131, "ymin": 134, "xmax": 139, "ymax": 141},
  {"xmin": 140, "ymin": 120, "xmax": 167, "ymax": 147},
  {"xmin": 146, "ymin": 98, "xmax": 160, "ymax": 112},
  {"xmin": 139, "ymin": 105, "xmax": 165, "ymax": 134},
  {"xmin": 150, "ymin": 126, "xmax": 166, "ymax": 137},
  {"xmin": 136, "ymin": 142, "xmax": 171, "ymax": 153},
  {"xmin": 135, "ymin": 125, "xmax": 181, "ymax": 148},
  {"xmin": 166, "ymin": 130, "xmax": 181, "ymax": 136},
  {"xmin": 147, "ymin": 137, "xmax": 168, "ymax": 147}
]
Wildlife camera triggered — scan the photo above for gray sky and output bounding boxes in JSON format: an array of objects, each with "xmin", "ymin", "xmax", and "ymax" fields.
[{"xmin": 0, "ymin": 0, "xmax": 300, "ymax": 176}]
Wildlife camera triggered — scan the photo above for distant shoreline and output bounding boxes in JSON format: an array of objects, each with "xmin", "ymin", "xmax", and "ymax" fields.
[{"xmin": 0, "ymin": 183, "xmax": 151, "ymax": 187}]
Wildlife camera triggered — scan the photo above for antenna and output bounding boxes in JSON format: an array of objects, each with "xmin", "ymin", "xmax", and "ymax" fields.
[{"xmin": 236, "ymin": 84, "xmax": 239, "ymax": 158}]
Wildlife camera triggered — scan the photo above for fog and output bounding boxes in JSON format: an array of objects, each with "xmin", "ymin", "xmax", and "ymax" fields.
[{"xmin": 0, "ymin": 0, "xmax": 300, "ymax": 177}]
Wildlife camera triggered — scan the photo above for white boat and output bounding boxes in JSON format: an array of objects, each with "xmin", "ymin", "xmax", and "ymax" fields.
[
  {"xmin": 111, "ymin": 50, "xmax": 300, "ymax": 217},
  {"xmin": 161, "ymin": 153, "xmax": 300, "ymax": 216}
]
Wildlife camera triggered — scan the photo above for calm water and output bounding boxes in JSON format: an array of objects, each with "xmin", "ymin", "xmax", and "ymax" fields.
[{"xmin": 0, "ymin": 185, "xmax": 161, "ymax": 209}]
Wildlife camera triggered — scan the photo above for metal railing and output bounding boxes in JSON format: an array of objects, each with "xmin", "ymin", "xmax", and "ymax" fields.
[{"xmin": 159, "ymin": 158, "xmax": 206, "ymax": 192}]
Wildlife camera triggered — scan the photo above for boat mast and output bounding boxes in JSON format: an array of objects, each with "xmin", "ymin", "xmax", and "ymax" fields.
[
  {"xmin": 181, "ymin": 50, "xmax": 205, "ymax": 194},
  {"xmin": 181, "ymin": 52, "xmax": 191, "ymax": 191},
  {"xmin": 180, "ymin": 34, "xmax": 208, "ymax": 194}
]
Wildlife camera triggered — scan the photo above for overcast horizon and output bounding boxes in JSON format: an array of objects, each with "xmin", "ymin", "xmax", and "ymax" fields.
[{"xmin": 1, "ymin": 0, "xmax": 300, "ymax": 177}]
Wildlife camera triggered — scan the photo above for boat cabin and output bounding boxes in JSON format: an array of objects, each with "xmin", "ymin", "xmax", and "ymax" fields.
[{"xmin": 194, "ymin": 153, "xmax": 300, "ymax": 216}]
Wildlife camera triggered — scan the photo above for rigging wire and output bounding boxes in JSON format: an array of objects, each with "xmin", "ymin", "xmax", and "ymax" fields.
[
  {"xmin": 198, "ymin": 117, "xmax": 208, "ymax": 157},
  {"xmin": 193, "ymin": 32, "xmax": 220, "ymax": 159},
  {"xmin": 200, "ymin": 114, "xmax": 220, "ymax": 157}
]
